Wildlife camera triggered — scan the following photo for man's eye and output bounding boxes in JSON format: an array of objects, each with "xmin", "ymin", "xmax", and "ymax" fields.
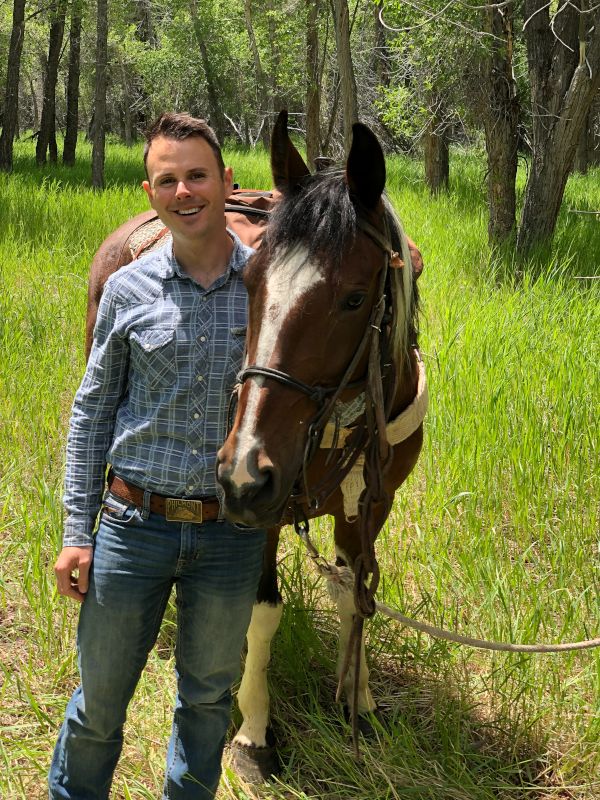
[{"xmin": 158, "ymin": 178, "xmax": 175, "ymax": 186}]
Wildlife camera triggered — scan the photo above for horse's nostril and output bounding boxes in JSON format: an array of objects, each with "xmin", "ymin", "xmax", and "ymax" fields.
[{"xmin": 256, "ymin": 465, "xmax": 277, "ymax": 499}]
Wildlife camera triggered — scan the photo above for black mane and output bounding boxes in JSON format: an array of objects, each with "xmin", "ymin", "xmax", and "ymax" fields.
[{"xmin": 265, "ymin": 170, "xmax": 357, "ymax": 265}]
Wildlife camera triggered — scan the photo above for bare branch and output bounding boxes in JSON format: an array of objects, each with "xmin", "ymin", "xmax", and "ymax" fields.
[
  {"xmin": 378, "ymin": 1, "xmax": 507, "ymax": 40},
  {"xmin": 378, "ymin": 0, "xmax": 457, "ymax": 33}
]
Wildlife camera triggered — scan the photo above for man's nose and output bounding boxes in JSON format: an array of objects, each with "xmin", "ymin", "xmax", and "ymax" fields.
[{"xmin": 175, "ymin": 180, "xmax": 192, "ymax": 198}]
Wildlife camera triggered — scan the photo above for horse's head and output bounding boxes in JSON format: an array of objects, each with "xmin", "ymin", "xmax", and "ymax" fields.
[{"xmin": 217, "ymin": 111, "xmax": 417, "ymax": 527}]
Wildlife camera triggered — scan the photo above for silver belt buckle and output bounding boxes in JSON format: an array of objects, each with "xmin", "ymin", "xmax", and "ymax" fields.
[{"xmin": 165, "ymin": 498, "xmax": 203, "ymax": 523}]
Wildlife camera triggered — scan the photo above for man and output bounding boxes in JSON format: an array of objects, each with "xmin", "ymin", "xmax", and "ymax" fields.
[{"xmin": 49, "ymin": 113, "xmax": 267, "ymax": 800}]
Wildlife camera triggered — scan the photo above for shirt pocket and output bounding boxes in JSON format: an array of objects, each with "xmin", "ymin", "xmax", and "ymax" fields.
[{"xmin": 130, "ymin": 328, "xmax": 176, "ymax": 389}]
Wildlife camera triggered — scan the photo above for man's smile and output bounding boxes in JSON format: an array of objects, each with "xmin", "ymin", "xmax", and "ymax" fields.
[{"xmin": 174, "ymin": 207, "xmax": 202, "ymax": 216}]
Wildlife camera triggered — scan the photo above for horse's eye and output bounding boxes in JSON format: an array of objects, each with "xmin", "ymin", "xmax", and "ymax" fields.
[{"xmin": 343, "ymin": 292, "xmax": 367, "ymax": 310}]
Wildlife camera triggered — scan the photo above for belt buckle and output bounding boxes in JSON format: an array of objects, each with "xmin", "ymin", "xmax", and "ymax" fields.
[{"xmin": 165, "ymin": 498, "xmax": 203, "ymax": 523}]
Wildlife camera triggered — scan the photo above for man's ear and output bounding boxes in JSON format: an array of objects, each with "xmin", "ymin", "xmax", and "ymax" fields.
[
  {"xmin": 142, "ymin": 180, "xmax": 153, "ymax": 203},
  {"xmin": 223, "ymin": 166, "xmax": 234, "ymax": 196}
]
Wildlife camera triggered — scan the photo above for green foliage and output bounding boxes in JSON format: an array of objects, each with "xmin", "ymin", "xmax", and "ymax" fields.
[
  {"xmin": 1, "ymin": 140, "xmax": 599, "ymax": 798},
  {"xmin": 377, "ymin": 84, "xmax": 427, "ymax": 142}
]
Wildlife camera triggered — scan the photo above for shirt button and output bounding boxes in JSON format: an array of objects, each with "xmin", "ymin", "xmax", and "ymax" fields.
[
  {"xmin": 192, "ymin": 449, "xmax": 198, "ymax": 455},
  {"xmin": 200, "ymin": 336, "xmax": 206, "ymax": 342},
  {"xmin": 202, "ymin": 296, "xmax": 208, "ymax": 302},
  {"xmin": 196, "ymin": 375, "xmax": 204, "ymax": 382},
  {"xmin": 187, "ymin": 484, "xmax": 194, "ymax": 491},
  {"xmin": 193, "ymin": 413, "xmax": 200, "ymax": 419}
]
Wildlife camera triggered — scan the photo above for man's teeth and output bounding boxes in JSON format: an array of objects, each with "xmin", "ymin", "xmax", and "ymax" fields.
[{"xmin": 177, "ymin": 207, "xmax": 201, "ymax": 215}]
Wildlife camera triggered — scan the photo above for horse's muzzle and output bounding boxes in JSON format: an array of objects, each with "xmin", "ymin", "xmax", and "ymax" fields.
[{"xmin": 216, "ymin": 448, "xmax": 289, "ymax": 528}]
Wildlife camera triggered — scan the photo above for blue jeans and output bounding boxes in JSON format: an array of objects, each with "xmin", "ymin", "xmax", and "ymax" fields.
[{"xmin": 49, "ymin": 498, "xmax": 266, "ymax": 800}]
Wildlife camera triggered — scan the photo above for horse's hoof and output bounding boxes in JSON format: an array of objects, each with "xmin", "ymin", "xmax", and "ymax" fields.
[{"xmin": 230, "ymin": 740, "xmax": 281, "ymax": 783}]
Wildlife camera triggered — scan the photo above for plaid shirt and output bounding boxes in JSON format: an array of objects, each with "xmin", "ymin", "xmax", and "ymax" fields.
[{"xmin": 63, "ymin": 232, "xmax": 252, "ymax": 547}]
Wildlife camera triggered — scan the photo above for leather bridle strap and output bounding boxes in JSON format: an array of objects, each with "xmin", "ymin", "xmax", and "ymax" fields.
[
  {"xmin": 236, "ymin": 365, "xmax": 340, "ymax": 405},
  {"xmin": 356, "ymin": 215, "xmax": 394, "ymax": 256}
]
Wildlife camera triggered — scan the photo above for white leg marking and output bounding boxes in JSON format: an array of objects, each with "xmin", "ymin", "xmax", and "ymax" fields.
[
  {"xmin": 234, "ymin": 600, "xmax": 284, "ymax": 748},
  {"xmin": 329, "ymin": 548, "xmax": 377, "ymax": 714},
  {"xmin": 229, "ymin": 247, "xmax": 324, "ymax": 491}
]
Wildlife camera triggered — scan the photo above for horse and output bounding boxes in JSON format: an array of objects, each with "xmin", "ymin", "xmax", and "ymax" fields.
[
  {"xmin": 84, "ymin": 113, "xmax": 426, "ymax": 781},
  {"xmin": 216, "ymin": 111, "xmax": 426, "ymax": 778}
]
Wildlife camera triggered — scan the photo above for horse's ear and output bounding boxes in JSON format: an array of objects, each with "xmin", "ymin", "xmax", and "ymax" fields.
[
  {"xmin": 271, "ymin": 110, "xmax": 310, "ymax": 192},
  {"xmin": 346, "ymin": 123, "xmax": 386, "ymax": 209}
]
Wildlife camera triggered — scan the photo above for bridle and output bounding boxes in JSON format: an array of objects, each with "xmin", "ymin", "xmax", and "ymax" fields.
[
  {"xmin": 236, "ymin": 214, "xmax": 396, "ymax": 402},
  {"xmin": 231, "ymin": 210, "xmax": 400, "ymax": 512}
]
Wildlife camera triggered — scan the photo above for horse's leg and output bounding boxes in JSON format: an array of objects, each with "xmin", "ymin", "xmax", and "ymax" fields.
[
  {"xmin": 330, "ymin": 515, "xmax": 377, "ymax": 716},
  {"xmin": 231, "ymin": 526, "xmax": 283, "ymax": 781}
]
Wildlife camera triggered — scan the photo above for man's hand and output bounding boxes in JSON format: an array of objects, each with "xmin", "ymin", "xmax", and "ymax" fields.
[{"xmin": 54, "ymin": 546, "xmax": 93, "ymax": 602}]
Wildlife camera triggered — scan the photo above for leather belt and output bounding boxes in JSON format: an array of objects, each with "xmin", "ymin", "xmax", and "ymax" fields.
[{"xmin": 107, "ymin": 473, "xmax": 220, "ymax": 524}]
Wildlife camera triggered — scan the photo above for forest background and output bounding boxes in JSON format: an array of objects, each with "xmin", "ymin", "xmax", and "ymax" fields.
[
  {"xmin": 1, "ymin": 0, "xmax": 600, "ymax": 254},
  {"xmin": 1, "ymin": 1, "xmax": 599, "ymax": 799}
]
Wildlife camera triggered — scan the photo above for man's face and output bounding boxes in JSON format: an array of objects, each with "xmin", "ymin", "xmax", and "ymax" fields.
[{"xmin": 143, "ymin": 135, "xmax": 233, "ymax": 245}]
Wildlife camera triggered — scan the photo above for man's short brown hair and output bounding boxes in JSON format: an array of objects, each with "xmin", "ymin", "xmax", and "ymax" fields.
[{"xmin": 143, "ymin": 113, "xmax": 225, "ymax": 178}]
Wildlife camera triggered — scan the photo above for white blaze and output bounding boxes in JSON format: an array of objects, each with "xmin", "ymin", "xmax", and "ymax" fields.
[{"xmin": 229, "ymin": 247, "xmax": 324, "ymax": 490}]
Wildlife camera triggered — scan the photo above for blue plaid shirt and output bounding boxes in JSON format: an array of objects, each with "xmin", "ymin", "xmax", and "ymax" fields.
[{"xmin": 63, "ymin": 232, "xmax": 252, "ymax": 547}]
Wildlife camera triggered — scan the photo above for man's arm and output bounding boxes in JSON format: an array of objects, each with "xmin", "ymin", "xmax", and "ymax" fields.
[{"xmin": 55, "ymin": 282, "xmax": 129, "ymax": 601}]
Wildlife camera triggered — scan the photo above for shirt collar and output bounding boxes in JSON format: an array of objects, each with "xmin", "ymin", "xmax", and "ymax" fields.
[{"xmin": 159, "ymin": 229, "xmax": 254, "ymax": 283}]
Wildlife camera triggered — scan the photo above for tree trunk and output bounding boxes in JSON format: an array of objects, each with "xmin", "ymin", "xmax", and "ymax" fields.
[
  {"xmin": 190, "ymin": 0, "xmax": 227, "ymax": 144},
  {"xmin": 244, "ymin": 0, "xmax": 271, "ymax": 148},
  {"xmin": 371, "ymin": 0, "xmax": 389, "ymax": 88},
  {"xmin": 0, "ymin": 0, "xmax": 27, "ymax": 172},
  {"xmin": 266, "ymin": 0, "xmax": 283, "ymax": 112},
  {"xmin": 573, "ymin": 108, "xmax": 591, "ymax": 173},
  {"xmin": 482, "ymin": 3, "xmax": 519, "ymax": 245},
  {"xmin": 28, "ymin": 73, "xmax": 40, "ymax": 132},
  {"xmin": 136, "ymin": 0, "xmax": 156, "ymax": 47},
  {"xmin": 130, "ymin": 0, "xmax": 155, "ymax": 133},
  {"xmin": 516, "ymin": 0, "xmax": 600, "ymax": 254},
  {"xmin": 306, "ymin": 0, "xmax": 321, "ymax": 167},
  {"xmin": 121, "ymin": 60, "xmax": 134, "ymax": 146},
  {"xmin": 92, "ymin": 0, "xmax": 109, "ymax": 189},
  {"xmin": 573, "ymin": 96, "xmax": 600, "ymax": 172},
  {"xmin": 63, "ymin": 3, "xmax": 82, "ymax": 166},
  {"xmin": 424, "ymin": 105, "xmax": 449, "ymax": 194},
  {"xmin": 590, "ymin": 95, "xmax": 600, "ymax": 166},
  {"xmin": 36, "ymin": 3, "xmax": 66, "ymax": 165},
  {"xmin": 322, "ymin": 71, "xmax": 340, "ymax": 155},
  {"xmin": 332, "ymin": 0, "xmax": 358, "ymax": 155}
]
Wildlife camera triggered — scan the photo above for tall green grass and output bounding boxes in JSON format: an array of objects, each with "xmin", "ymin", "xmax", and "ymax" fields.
[{"xmin": 1, "ymin": 137, "xmax": 598, "ymax": 799}]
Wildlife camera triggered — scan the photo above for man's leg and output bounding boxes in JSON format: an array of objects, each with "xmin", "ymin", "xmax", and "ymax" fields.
[
  {"xmin": 164, "ymin": 520, "xmax": 266, "ymax": 800},
  {"xmin": 49, "ymin": 508, "xmax": 178, "ymax": 800}
]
